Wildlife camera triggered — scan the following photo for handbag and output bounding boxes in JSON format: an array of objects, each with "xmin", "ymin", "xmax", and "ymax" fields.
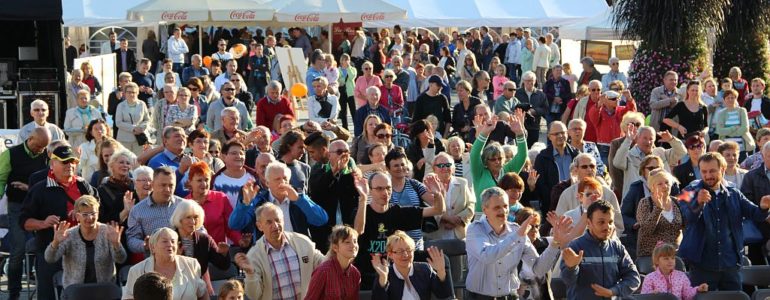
[
  {"xmin": 129, "ymin": 113, "xmax": 149, "ymax": 145},
  {"xmin": 742, "ymin": 218, "xmax": 763, "ymax": 245}
]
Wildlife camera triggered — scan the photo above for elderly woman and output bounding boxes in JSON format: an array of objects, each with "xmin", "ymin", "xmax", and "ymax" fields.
[
  {"xmin": 166, "ymin": 87, "xmax": 199, "ymax": 133},
  {"xmin": 116, "ymin": 82, "xmax": 152, "ymax": 155},
  {"xmin": 452, "ymin": 80, "xmax": 482, "ymax": 142},
  {"xmin": 79, "ymin": 119, "xmax": 111, "ymax": 181},
  {"xmin": 308, "ymin": 76, "xmax": 340, "ymax": 124},
  {"xmin": 567, "ymin": 118, "xmax": 606, "ymax": 177},
  {"xmin": 337, "ymin": 54, "xmax": 358, "ymax": 130},
  {"xmin": 714, "ymin": 89, "xmax": 754, "ymax": 158},
  {"xmin": 44, "ymin": 195, "xmax": 127, "ymax": 289},
  {"xmin": 64, "ymin": 89, "xmax": 103, "ymax": 147},
  {"xmin": 98, "ymin": 149, "xmax": 137, "ymax": 224},
  {"xmin": 123, "ymin": 227, "xmax": 207, "ymax": 300},
  {"xmin": 361, "ymin": 143, "xmax": 388, "ymax": 180},
  {"xmin": 718, "ymin": 141, "xmax": 748, "ymax": 188},
  {"xmin": 447, "ymin": 136, "xmax": 472, "ymax": 186},
  {"xmin": 407, "ymin": 120, "xmax": 445, "ymax": 181},
  {"xmin": 354, "ymin": 61, "xmax": 383, "ymax": 108},
  {"xmin": 170, "ymin": 200, "xmax": 231, "ymax": 297},
  {"xmin": 425, "ymin": 153, "xmax": 475, "ymax": 241},
  {"xmin": 371, "ymin": 231, "xmax": 452, "ymax": 299},
  {"xmin": 636, "ymin": 170, "xmax": 684, "ymax": 257},
  {"xmin": 470, "ymin": 113, "xmax": 527, "ymax": 211},
  {"xmin": 185, "ymin": 161, "xmax": 239, "ymax": 244},
  {"xmin": 352, "ymin": 114, "xmax": 382, "ymax": 164},
  {"xmin": 187, "ymin": 78, "xmax": 209, "ymax": 126},
  {"xmin": 132, "ymin": 166, "xmax": 154, "ymax": 201},
  {"xmin": 379, "ymin": 69, "xmax": 404, "ymax": 115},
  {"xmin": 187, "ymin": 130, "xmax": 224, "ymax": 173},
  {"xmin": 729, "ymin": 66, "xmax": 750, "ymax": 104},
  {"xmin": 66, "ymin": 68, "xmax": 91, "ymax": 109},
  {"xmin": 90, "ymin": 138, "xmax": 123, "ymax": 187}
]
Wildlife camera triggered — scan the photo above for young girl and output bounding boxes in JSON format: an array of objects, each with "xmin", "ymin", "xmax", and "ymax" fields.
[
  {"xmin": 641, "ymin": 242, "xmax": 708, "ymax": 300},
  {"xmin": 304, "ymin": 225, "xmax": 361, "ymax": 300},
  {"xmin": 492, "ymin": 63, "xmax": 508, "ymax": 100},
  {"xmin": 217, "ymin": 279, "xmax": 244, "ymax": 300}
]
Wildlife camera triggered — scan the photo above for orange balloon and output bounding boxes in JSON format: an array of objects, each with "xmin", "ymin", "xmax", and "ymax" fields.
[
  {"xmin": 290, "ymin": 83, "xmax": 308, "ymax": 97},
  {"xmin": 203, "ymin": 56, "xmax": 212, "ymax": 68}
]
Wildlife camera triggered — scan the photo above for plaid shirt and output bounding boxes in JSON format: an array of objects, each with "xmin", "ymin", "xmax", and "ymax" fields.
[
  {"xmin": 266, "ymin": 239, "xmax": 302, "ymax": 300},
  {"xmin": 304, "ymin": 256, "xmax": 361, "ymax": 300},
  {"xmin": 126, "ymin": 195, "xmax": 185, "ymax": 254}
]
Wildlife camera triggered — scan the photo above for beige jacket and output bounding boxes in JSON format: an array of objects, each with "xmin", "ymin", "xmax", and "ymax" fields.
[
  {"xmin": 613, "ymin": 136, "xmax": 686, "ymax": 198},
  {"xmin": 648, "ymin": 85, "xmax": 681, "ymax": 131},
  {"xmin": 425, "ymin": 176, "xmax": 476, "ymax": 240},
  {"xmin": 244, "ymin": 232, "xmax": 325, "ymax": 300},
  {"xmin": 122, "ymin": 255, "xmax": 205, "ymax": 300}
]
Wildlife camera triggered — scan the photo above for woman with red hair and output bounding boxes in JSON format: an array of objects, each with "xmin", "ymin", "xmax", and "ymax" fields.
[{"xmin": 186, "ymin": 161, "xmax": 241, "ymax": 244}]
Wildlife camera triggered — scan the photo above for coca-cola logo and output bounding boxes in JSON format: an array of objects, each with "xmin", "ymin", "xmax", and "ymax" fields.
[
  {"xmin": 360, "ymin": 12, "xmax": 385, "ymax": 21},
  {"xmin": 230, "ymin": 10, "xmax": 256, "ymax": 20},
  {"xmin": 294, "ymin": 13, "xmax": 320, "ymax": 22},
  {"xmin": 161, "ymin": 11, "xmax": 188, "ymax": 21}
]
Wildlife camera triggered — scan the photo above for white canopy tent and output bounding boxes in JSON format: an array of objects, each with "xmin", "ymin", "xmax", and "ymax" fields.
[
  {"xmin": 267, "ymin": 0, "xmax": 407, "ymax": 24},
  {"xmin": 560, "ymin": 8, "xmax": 621, "ymax": 40},
  {"xmin": 126, "ymin": 0, "xmax": 274, "ymax": 23},
  {"xmin": 365, "ymin": 0, "xmax": 609, "ymax": 28}
]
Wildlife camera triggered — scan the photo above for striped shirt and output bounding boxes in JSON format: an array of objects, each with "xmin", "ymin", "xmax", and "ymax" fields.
[
  {"xmin": 266, "ymin": 239, "xmax": 302, "ymax": 300},
  {"xmin": 391, "ymin": 179, "xmax": 427, "ymax": 250},
  {"xmin": 126, "ymin": 195, "xmax": 186, "ymax": 254},
  {"xmin": 454, "ymin": 161, "xmax": 464, "ymax": 178}
]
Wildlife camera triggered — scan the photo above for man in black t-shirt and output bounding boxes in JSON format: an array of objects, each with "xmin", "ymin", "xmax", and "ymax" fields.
[{"xmin": 352, "ymin": 171, "xmax": 445, "ymax": 290}]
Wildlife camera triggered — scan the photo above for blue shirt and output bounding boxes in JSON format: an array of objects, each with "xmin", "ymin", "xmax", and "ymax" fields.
[
  {"xmin": 306, "ymin": 67, "xmax": 324, "ymax": 97},
  {"xmin": 553, "ymin": 148, "xmax": 572, "ymax": 182},
  {"xmin": 126, "ymin": 195, "xmax": 185, "ymax": 254},
  {"xmin": 700, "ymin": 188, "xmax": 739, "ymax": 270},
  {"xmin": 391, "ymin": 179, "xmax": 427, "ymax": 250},
  {"xmin": 147, "ymin": 149, "xmax": 188, "ymax": 196}
]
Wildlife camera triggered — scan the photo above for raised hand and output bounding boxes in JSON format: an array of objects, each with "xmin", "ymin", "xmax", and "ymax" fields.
[
  {"xmin": 562, "ymin": 248, "xmax": 584, "ymax": 268},
  {"xmin": 234, "ymin": 253, "xmax": 254, "ymax": 274},
  {"xmin": 106, "ymin": 221, "xmax": 124, "ymax": 246},
  {"xmin": 53, "ymin": 221, "xmax": 71, "ymax": 244},
  {"xmin": 216, "ymin": 242, "xmax": 230, "ymax": 255},
  {"xmin": 760, "ymin": 195, "xmax": 770, "ymax": 210},
  {"xmin": 516, "ymin": 216, "xmax": 535, "ymax": 237},
  {"xmin": 123, "ymin": 191, "xmax": 135, "ymax": 212},
  {"xmin": 354, "ymin": 174, "xmax": 369, "ymax": 198},
  {"xmin": 510, "ymin": 113, "xmax": 525, "ymax": 136},
  {"xmin": 659, "ymin": 130, "xmax": 674, "ymax": 143},
  {"xmin": 281, "ymin": 184, "xmax": 300, "ymax": 201},
  {"xmin": 179, "ymin": 154, "xmax": 193, "ymax": 173},
  {"xmin": 626, "ymin": 123, "xmax": 637, "ymax": 141},
  {"xmin": 241, "ymin": 179, "xmax": 259, "ymax": 205},
  {"xmin": 44, "ymin": 215, "xmax": 61, "ymax": 229},
  {"xmin": 591, "ymin": 284, "xmax": 614, "ymax": 297},
  {"xmin": 551, "ymin": 215, "xmax": 575, "ymax": 246},
  {"xmin": 371, "ymin": 253, "xmax": 390, "ymax": 287},
  {"xmin": 426, "ymin": 246, "xmax": 446, "ymax": 280},
  {"xmin": 332, "ymin": 152, "xmax": 350, "ymax": 174},
  {"xmin": 527, "ymin": 170, "xmax": 539, "ymax": 191}
]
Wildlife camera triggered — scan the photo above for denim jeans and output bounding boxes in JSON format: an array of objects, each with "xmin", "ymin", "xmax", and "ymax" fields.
[
  {"xmin": 35, "ymin": 251, "xmax": 62, "ymax": 300},
  {"xmin": 7, "ymin": 201, "xmax": 28, "ymax": 296}
]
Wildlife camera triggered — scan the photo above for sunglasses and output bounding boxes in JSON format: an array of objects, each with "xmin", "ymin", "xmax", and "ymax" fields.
[
  {"xmin": 487, "ymin": 157, "xmax": 503, "ymax": 162},
  {"xmin": 33, "ymin": 108, "xmax": 47, "ymax": 112},
  {"xmin": 188, "ymin": 87, "xmax": 199, "ymax": 91},
  {"xmin": 579, "ymin": 164, "xmax": 596, "ymax": 169},
  {"xmin": 506, "ymin": 88, "xmax": 516, "ymax": 92},
  {"xmin": 376, "ymin": 133, "xmax": 392, "ymax": 139},
  {"xmin": 688, "ymin": 144, "xmax": 704, "ymax": 150},
  {"xmin": 363, "ymin": 68, "xmax": 372, "ymax": 70},
  {"xmin": 384, "ymin": 75, "xmax": 394, "ymax": 78},
  {"xmin": 590, "ymin": 88, "xmax": 601, "ymax": 92},
  {"xmin": 231, "ymin": 79, "xmax": 241, "ymax": 82},
  {"xmin": 434, "ymin": 162, "xmax": 453, "ymax": 169},
  {"xmin": 645, "ymin": 166, "xmax": 660, "ymax": 171},
  {"xmin": 333, "ymin": 149, "xmax": 350, "ymax": 155},
  {"xmin": 223, "ymin": 88, "xmax": 236, "ymax": 92}
]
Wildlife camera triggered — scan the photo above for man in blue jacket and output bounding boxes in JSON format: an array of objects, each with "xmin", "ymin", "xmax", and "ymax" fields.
[
  {"xmin": 679, "ymin": 152, "xmax": 770, "ymax": 290},
  {"xmin": 561, "ymin": 200, "xmax": 640, "ymax": 299}
]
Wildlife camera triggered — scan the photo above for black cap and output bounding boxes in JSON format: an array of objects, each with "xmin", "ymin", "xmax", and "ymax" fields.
[
  {"xmin": 428, "ymin": 75, "xmax": 445, "ymax": 86},
  {"xmin": 51, "ymin": 145, "xmax": 79, "ymax": 163}
]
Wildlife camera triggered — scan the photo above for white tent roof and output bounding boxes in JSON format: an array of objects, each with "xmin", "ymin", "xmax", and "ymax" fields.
[
  {"xmin": 266, "ymin": 0, "xmax": 406, "ymax": 24},
  {"xmin": 560, "ymin": 8, "xmax": 622, "ymax": 40},
  {"xmin": 366, "ymin": 0, "xmax": 608, "ymax": 28},
  {"xmin": 63, "ymin": 0, "xmax": 149, "ymax": 27},
  {"xmin": 126, "ymin": 0, "xmax": 274, "ymax": 23}
]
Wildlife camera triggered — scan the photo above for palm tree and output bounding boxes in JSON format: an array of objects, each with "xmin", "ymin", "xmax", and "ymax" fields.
[
  {"xmin": 612, "ymin": 0, "xmax": 729, "ymax": 114},
  {"xmin": 713, "ymin": 0, "xmax": 770, "ymax": 84}
]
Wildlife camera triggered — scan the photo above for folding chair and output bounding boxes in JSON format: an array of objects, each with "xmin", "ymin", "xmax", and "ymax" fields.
[
  {"xmin": 752, "ymin": 289, "xmax": 770, "ymax": 300},
  {"xmin": 632, "ymin": 293, "xmax": 679, "ymax": 300},
  {"xmin": 61, "ymin": 282, "xmax": 122, "ymax": 300},
  {"xmin": 695, "ymin": 291, "xmax": 751, "ymax": 300},
  {"xmin": 741, "ymin": 265, "xmax": 770, "ymax": 294}
]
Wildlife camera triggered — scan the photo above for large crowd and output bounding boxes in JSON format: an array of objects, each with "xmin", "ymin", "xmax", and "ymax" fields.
[{"xmin": 6, "ymin": 24, "xmax": 770, "ymax": 300}]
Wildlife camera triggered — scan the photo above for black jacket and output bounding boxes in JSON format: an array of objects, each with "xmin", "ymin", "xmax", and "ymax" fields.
[
  {"xmin": 371, "ymin": 262, "xmax": 453, "ymax": 300},
  {"xmin": 307, "ymin": 163, "xmax": 360, "ymax": 252},
  {"xmin": 97, "ymin": 178, "xmax": 135, "ymax": 224},
  {"xmin": 673, "ymin": 161, "xmax": 697, "ymax": 188},
  {"xmin": 20, "ymin": 176, "xmax": 100, "ymax": 250},
  {"xmin": 740, "ymin": 166, "xmax": 770, "ymax": 237},
  {"xmin": 534, "ymin": 144, "xmax": 579, "ymax": 211},
  {"xmin": 743, "ymin": 95, "xmax": 770, "ymax": 121},
  {"xmin": 113, "ymin": 49, "xmax": 137, "ymax": 74},
  {"xmin": 514, "ymin": 88, "xmax": 549, "ymax": 131},
  {"xmin": 406, "ymin": 137, "xmax": 446, "ymax": 182},
  {"xmin": 176, "ymin": 230, "xmax": 230, "ymax": 275},
  {"xmin": 543, "ymin": 77, "xmax": 574, "ymax": 113}
]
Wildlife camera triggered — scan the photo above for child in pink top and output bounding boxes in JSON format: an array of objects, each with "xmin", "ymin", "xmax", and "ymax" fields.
[
  {"xmin": 641, "ymin": 242, "xmax": 708, "ymax": 300},
  {"xmin": 492, "ymin": 64, "xmax": 508, "ymax": 100}
]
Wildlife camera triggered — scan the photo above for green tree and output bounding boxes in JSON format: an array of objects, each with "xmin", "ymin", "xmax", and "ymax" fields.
[{"xmin": 713, "ymin": 0, "xmax": 770, "ymax": 83}]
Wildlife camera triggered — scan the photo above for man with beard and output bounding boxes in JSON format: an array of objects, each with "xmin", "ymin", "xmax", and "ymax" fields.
[
  {"xmin": 561, "ymin": 200, "xmax": 640, "ymax": 299},
  {"xmin": 680, "ymin": 152, "xmax": 770, "ymax": 290}
]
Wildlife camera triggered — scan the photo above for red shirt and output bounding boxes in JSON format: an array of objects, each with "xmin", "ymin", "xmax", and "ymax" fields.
[
  {"xmin": 582, "ymin": 99, "xmax": 599, "ymax": 142},
  {"xmin": 49, "ymin": 170, "xmax": 82, "ymax": 225},
  {"xmin": 185, "ymin": 190, "xmax": 241, "ymax": 244},
  {"xmin": 588, "ymin": 100, "xmax": 637, "ymax": 144},
  {"xmin": 304, "ymin": 256, "xmax": 361, "ymax": 300},
  {"xmin": 255, "ymin": 96, "xmax": 295, "ymax": 129},
  {"xmin": 378, "ymin": 84, "xmax": 404, "ymax": 113}
]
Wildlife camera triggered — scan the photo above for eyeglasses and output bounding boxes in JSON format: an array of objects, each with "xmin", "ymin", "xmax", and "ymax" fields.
[
  {"xmin": 487, "ymin": 157, "xmax": 503, "ymax": 162},
  {"xmin": 333, "ymin": 149, "xmax": 350, "ymax": 155},
  {"xmin": 506, "ymin": 88, "xmax": 516, "ymax": 92},
  {"xmin": 223, "ymin": 88, "xmax": 236, "ymax": 92},
  {"xmin": 688, "ymin": 143, "xmax": 704, "ymax": 150},
  {"xmin": 611, "ymin": 88, "xmax": 622, "ymax": 92},
  {"xmin": 579, "ymin": 164, "xmax": 597, "ymax": 169},
  {"xmin": 384, "ymin": 75, "xmax": 394, "ymax": 78},
  {"xmin": 376, "ymin": 133, "xmax": 392, "ymax": 139},
  {"xmin": 590, "ymin": 88, "xmax": 601, "ymax": 92},
  {"xmin": 645, "ymin": 166, "xmax": 660, "ymax": 171},
  {"xmin": 33, "ymin": 108, "xmax": 47, "ymax": 112},
  {"xmin": 434, "ymin": 162, "xmax": 453, "ymax": 169},
  {"xmin": 390, "ymin": 249, "xmax": 413, "ymax": 257},
  {"xmin": 549, "ymin": 131, "xmax": 566, "ymax": 136},
  {"xmin": 372, "ymin": 186, "xmax": 392, "ymax": 192}
]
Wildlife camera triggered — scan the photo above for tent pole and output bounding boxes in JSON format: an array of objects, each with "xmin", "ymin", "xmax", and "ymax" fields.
[
  {"xmin": 199, "ymin": 23, "xmax": 203, "ymax": 56},
  {"xmin": 328, "ymin": 23, "xmax": 333, "ymax": 54}
]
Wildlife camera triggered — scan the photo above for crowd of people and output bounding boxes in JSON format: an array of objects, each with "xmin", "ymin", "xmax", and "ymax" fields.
[{"xmin": 11, "ymin": 23, "xmax": 770, "ymax": 300}]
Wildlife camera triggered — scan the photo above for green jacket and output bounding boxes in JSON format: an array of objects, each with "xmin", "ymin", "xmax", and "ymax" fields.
[{"xmin": 470, "ymin": 133, "xmax": 528, "ymax": 211}]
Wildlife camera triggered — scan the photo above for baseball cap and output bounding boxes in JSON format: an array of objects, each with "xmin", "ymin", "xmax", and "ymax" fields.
[
  {"xmin": 51, "ymin": 145, "xmax": 79, "ymax": 163},
  {"xmin": 428, "ymin": 75, "xmax": 445, "ymax": 86},
  {"xmin": 603, "ymin": 91, "xmax": 620, "ymax": 99}
]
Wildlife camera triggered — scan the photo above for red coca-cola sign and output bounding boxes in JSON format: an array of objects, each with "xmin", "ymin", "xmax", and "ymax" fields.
[
  {"xmin": 360, "ymin": 12, "xmax": 385, "ymax": 21},
  {"xmin": 230, "ymin": 10, "xmax": 256, "ymax": 20},
  {"xmin": 294, "ymin": 13, "xmax": 320, "ymax": 22},
  {"xmin": 161, "ymin": 11, "xmax": 188, "ymax": 21}
]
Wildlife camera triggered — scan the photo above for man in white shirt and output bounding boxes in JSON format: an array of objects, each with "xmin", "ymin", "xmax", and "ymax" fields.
[
  {"xmin": 505, "ymin": 33, "xmax": 522, "ymax": 83},
  {"xmin": 211, "ymin": 39, "xmax": 233, "ymax": 65},
  {"xmin": 19, "ymin": 100, "xmax": 66, "ymax": 142},
  {"xmin": 166, "ymin": 27, "xmax": 189, "ymax": 74},
  {"xmin": 215, "ymin": 60, "xmax": 241, "ymax": 91},
  {"xmin": 100, "ymin": 31, "xmax": 118, "ymax": 55},
  {"xmin": 545, "ymin": 33, "xmax": 560, "ymax": 71}
]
